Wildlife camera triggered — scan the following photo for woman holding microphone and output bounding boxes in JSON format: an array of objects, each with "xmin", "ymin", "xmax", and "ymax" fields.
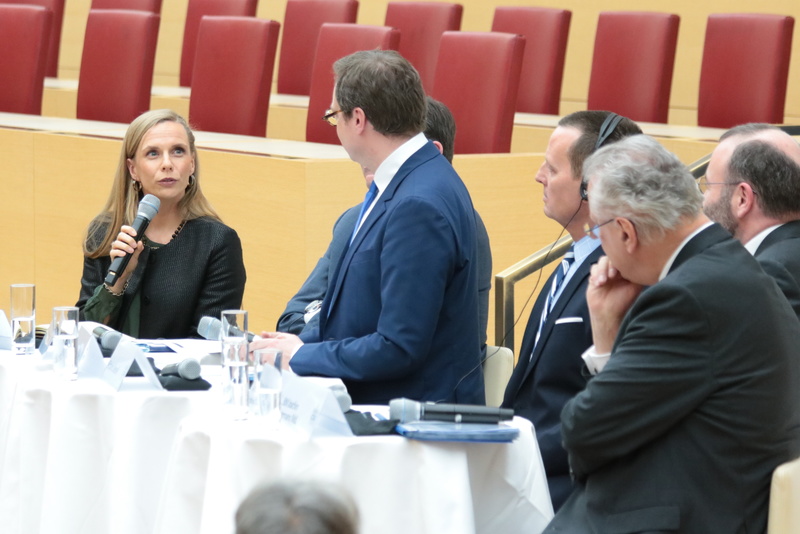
[{"xmin": 77, "ymin": 109, "xmax": 246, "ymax": 338}]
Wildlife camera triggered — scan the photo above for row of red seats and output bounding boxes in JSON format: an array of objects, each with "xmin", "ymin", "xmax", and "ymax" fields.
[{"xmin": 0, "ymin": 1, "xmax": 795, "ymax": 153}]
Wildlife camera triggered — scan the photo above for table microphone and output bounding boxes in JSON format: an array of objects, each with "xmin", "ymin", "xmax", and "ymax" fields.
[
  {"xmin": 104, "ymin": 194, "xmax": 160, "ymax": 286},
  {"xmin": 389, "ymin": 398, "xmax": 514, "ymax": 424},
  {"xmin": 160, "ymin": 358, "xmax": 202, "ymax": 380},
  {"xmin": 197, "ymin": 316, "xmax": 260, "ymax": 342}
]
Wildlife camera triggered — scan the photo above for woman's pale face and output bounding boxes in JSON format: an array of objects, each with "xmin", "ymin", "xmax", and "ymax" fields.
[{"xmin": 127, "ymin": 121, "xmax": 195, "ymax": 205}]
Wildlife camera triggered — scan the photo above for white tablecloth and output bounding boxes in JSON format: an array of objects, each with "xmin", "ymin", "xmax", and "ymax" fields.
[{"xmin": 0, "ymin": 352, "xmax": 554, "ymax": 534}]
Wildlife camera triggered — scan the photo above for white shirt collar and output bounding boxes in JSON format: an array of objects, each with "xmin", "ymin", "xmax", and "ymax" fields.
[
  {"xmin": 658, "ymin": 221, "xmax": 714, "ymax": 281},
  {"xmin": 371, "ymin": 132, "xmax": 428, "ymax": 195},
  {"xmin": 744, "ymin": 223, "xmax": 784, "ymax": 255}
]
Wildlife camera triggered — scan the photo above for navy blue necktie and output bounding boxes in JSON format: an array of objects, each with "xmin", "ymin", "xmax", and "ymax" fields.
[
  {"xmin": 533, "ymin": 245, "xmax": 575, "ymax": 354},
  {"xmin": 350, "ymin": 182, "xmax": 378, "ymax": 244}
]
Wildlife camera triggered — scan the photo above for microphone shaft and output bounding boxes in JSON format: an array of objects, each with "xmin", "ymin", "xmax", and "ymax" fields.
[{"xmin": 104, "ymin": 214, "xmax": 151, "ymax": 286}]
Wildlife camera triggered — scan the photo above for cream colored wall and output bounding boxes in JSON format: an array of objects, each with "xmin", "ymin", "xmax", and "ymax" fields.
[{"xmin": 57, "ymin": 0, "xmax": 800, "ymax": 125}]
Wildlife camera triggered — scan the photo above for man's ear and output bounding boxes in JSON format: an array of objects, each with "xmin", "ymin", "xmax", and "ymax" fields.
[
  {"xmin": 351, "ymin": 107, "xmax": 367, "ymax": 134},
  {"xmin": 732, "ymin": 181, "xmax": 757, "ymax": 219},
  {"xmin": 618, "ymin": 217, "xmax": 639, "ymax": 254},
  {"xmin": 432, "ymin": 140, "xmax": 444, "ymax": 155}
]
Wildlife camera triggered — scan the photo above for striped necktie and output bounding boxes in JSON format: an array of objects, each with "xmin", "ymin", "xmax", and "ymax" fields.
[
  {"xmin": 350, "ymin": 182, "xmax": 378, "ymax": 244},
  {"xmin": 533, "ymin": 245, "xmax": 576, "ymax": 353}
]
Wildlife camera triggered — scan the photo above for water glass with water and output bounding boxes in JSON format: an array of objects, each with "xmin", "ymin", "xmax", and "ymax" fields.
[
  {"xmin": 10, "ymin": 284, "xmax": 36, "ymax": 355},
  {"xmin": 251, "ymin": 348, "xmax": 282, "ymax": 427},
  {"xmin": 52, "ymin": 306, "xmax": 79, "ymax": 379},
  {"xmin": 221, "ymin": 310, "xmax": 249, "ymax": 410}
]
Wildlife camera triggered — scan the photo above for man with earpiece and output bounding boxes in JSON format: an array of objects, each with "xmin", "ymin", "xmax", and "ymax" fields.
[{"xmin": 501, "ymin": 110, "xmax": 641, "ymax": 511}]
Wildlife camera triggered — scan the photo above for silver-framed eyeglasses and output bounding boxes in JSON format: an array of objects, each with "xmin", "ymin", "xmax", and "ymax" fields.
[
  {"xmin": 698, "ymin": 176, "xmax": 738, "ymax": 194},
  {"xmin": 584, "ymin": 218, "xmax": 613, "ymax": 239}
]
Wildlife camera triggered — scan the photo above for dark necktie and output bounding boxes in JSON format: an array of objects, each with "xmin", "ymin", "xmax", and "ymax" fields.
[{"xmin": 533, "ymin": 245, "xmax": 576, "ymax": 354}]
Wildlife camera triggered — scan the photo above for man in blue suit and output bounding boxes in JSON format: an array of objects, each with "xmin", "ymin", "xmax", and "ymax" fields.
[
  {"xmin": 501, "ymin": 111, "xmax": 641, "ymax": 511},
  {"xmin": 253, "ymin": 50, "xmax": 483, "ymax": 405}
]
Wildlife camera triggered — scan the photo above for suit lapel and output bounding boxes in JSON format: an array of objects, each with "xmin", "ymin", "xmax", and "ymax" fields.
[
  {"xmin": 323, "ymin": 142, "xmax": 439, "ymax": 324},
  {"xmin": 521, "ymin": 246, "xmax": 603, "ymax": 382},
  {"xmin": 755, "ymin": 220, "xmax": 800, "ymax": 256},
  {"xmin": 670, "ymin": 224, "xmax": 730, "ymax": 275}
]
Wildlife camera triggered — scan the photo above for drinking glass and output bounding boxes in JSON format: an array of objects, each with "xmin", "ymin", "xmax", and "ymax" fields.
[
  {"xmin": 10, "ymin": 284, "xmax": 36, "ymax": 355},
  {"xmin": 251, "ymin": 348, "xmax": 282, "ymax": 427},
  {"xmin": 221, "ymin": 310, "xmax": 249, "ymax": 412},
  {"xmin": 52, "ymin": 306, "xmax": 79, "ymax": 380}
]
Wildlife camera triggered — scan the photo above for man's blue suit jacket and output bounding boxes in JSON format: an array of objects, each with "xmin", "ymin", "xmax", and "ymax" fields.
[{"xmin": 293, "ymin": 141, "xmax": 484, "ymax": 405}]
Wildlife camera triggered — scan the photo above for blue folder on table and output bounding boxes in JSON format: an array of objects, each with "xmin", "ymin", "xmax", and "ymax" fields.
[{"xmin": 395, "ymin": 421, "xmax": 519, "ymax": 443}]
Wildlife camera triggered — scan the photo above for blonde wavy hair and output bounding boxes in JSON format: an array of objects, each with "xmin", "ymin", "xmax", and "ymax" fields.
[{"xmin": 84, "ymin": 109, "xmax": 220, "ymax": 258}]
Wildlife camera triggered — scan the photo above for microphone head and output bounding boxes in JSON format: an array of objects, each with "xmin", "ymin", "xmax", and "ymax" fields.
[
  {"xmin": 138, "ymin": 194, "xmax": 160, "ymax": 221},
  {"xmin": 388, "ymin": 398, "xmax": 420, "ymax": 423},
  {"xmin": 177, "ymin": 358, "xmax": 202, "ymax": 380},
  {"xmin": 100, "ymin": 329, "xmax": 122, "ymax": 351},
  {"xmin": 197, "ymin": 316, "xmax": 221, "ymax": 340}
]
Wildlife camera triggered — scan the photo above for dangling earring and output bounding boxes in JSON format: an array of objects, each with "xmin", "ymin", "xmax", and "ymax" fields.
[
  {"xmin": 131, "ymin": 179, "xmax": 141, "ymax": 192},
  {"xmin": 186, "ymin": 174, "xmax": 196, "ymax": 192}
]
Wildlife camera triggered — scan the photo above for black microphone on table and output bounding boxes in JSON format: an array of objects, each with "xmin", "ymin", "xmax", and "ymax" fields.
[
  {"xmin": 197, "ymin": 315, "xmax": 260, "ymax": 342},
  {"xmin": 389, "ymin": 398, "xmax": 514, "ymax": 424},
  {"xmin": 104, "ymin": 194, "xmax": 160, "ymax": 286}
]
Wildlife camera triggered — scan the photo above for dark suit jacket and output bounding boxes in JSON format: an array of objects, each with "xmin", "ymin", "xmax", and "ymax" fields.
[
  {"xmin": 77, "ymin": 217, "xmax": 246, "ymax": 338},
  {"xmin": 502, "ymin": 244, "xmax": 603, "ymax": 511},
  {"xmin": 545, "ymin": 225, "xmax": 800, "ymax": 534},
  {"xmin": 754, "ymin": 220, "xmax": 800, "ymax": 320},
  {"xmin": 292, "ymin": 141, "xmax": 484, "ymax": 405}
]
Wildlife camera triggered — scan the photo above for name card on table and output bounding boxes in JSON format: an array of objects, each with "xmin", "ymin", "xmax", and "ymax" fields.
[
  {"xmin": 104, "ymin": 339, "xmax": 163, "ymax": 391},
  {"xmin": 280, "ymin": 371, "xmax": 353, "ymax": 438},
  {"xmin": 0, "ymin": 310, "xmax": 10, "ymax": 350}
]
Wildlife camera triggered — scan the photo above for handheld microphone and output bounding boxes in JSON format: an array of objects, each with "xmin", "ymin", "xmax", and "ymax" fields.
[
  {"xmin": 389, "ymin": 398, "xmax": 514, "ymax": 424},
  {"xmin": 92, "ymin": 325, "xmax": 124, "ymax": 353},
  {"xmin": 197, "ymin": 316, "xmax": 260, "ymax": 342},
  {"xmin": 160, "ymin": 358, "xmax": 202, "ymax": 380},
  {"xmin": 104, "ymin": 194, "xmax": 160, "ymax": 286}
]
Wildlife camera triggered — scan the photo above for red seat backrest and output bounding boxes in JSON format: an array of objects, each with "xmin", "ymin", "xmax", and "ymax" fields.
[
  {"xmin": 384, "ymin": 1, "xmax": 462, "ymax": 92},
  {"xmin": 179, "ymin": 0, "xmax": 257, "ymax": 87},
  {"xmin": 491, "ymin": 6, "xmax": 570, "ymax": 115},
  {"xmin": 0, "ymin": 0, "xmax": 64, "ymax": 77},
  {"xmin": 698, "ymin": 13, "xmax": 794, "ymax": 128},
  {"xmin": 77, "ymin": 9, "xmax": 160, "ymax": 123},
  {"xmin": 587, "ymin": 11, "xmax": 680, "ymax": 124},
  {"xmin": 0, "ymin": 4, "xmax": 52, "ymax": 114},
  {"xmin": 278, "ymin": 0, "xmax": 359, "ymax": 96},
  {"xmin": 432, "ymin": 31, "xmax": 525, "ymax": 154},
  {"xmin": 190, "ymin": 16, "xmax": 280, "ymax": 137}
]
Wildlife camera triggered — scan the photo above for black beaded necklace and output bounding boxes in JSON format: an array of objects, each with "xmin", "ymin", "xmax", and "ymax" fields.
[{"xmin": 144, "ymin": 219, "xmax": 186, "ymax": 250}]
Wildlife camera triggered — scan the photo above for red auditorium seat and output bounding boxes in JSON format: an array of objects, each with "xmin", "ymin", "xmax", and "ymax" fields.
[
  {"xmin": 491, "ymin": 6, "xmax": 571, "ymax": 115},
  {"xmin": 189, "ymin": 16, "xmax": 280, "ymax": 137},
  {"xmin": 587, "ymin": 11, "xmax": 679, "ymax": 124},
  {"xmin": 91, "ymin": 0, "xmax": 161, "ymax": 12},
  {"xmin": 179, "ymin": 0, "xmax": 257, "ymax": 87},
  {"xmin": 306, "ymin": 23, "xmax": 400, "ymax": 145},
  {"xmin": 0, "ymin": 0, "xmax": 64, "ymax": 77},
  {"xmin": 698, "ymin": 13, "xmax": 794, "ymax": 128},
  {"xmin": 278, "ymin": 0, "xmax": 359, "ymax": 96},
  {"xmin": 431, "ymin": 31, "xmax": 525, "ymax": 154},
  {"xmin": 76, "ymin": 9, "xmax": 159, "ymax": 123},
  {"xmin": 384, "ymin": 1, "xmax": 462, "ymax": 92},
  {"xmin": 0, "ymin": 4, "xmax": 52, "ymax": 114}
]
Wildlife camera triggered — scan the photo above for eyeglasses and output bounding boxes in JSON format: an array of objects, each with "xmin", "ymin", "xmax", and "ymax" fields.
[
  {"xmin": 322, "ymin": 108, "xmax": 343, "ymax": 126},
  {"xmin": 697, "ymin": 176, "xmax": 736, "ymax": 194},
  {"xmin": 584, "ymin": 218, "xmax": 613, "ymax": 239}
]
